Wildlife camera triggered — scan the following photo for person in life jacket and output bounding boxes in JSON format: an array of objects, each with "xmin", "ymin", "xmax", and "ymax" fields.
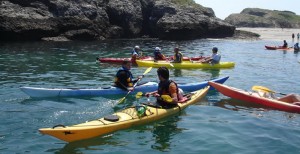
[
  {"xmin": 153, "ymin": 47, "xmax": 166, "ymax": 61},
  {"xmin": 131, "ymin": 46, "xmax": 142, "ymax": 62},
  {"xmin": 114, "ymin": 60, "xmax": 141, "ymax": 91},
  {"xmin": 171, "ymin": 47, "xmax": 183, "ymax": 63},
  {"xmin": 145, "ymin": 67, "xmax": 183, "ymax": 107}
]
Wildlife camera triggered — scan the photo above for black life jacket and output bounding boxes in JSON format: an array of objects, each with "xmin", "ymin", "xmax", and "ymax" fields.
[
  {"xmin": 115, "ymin": 68, "xmax": 133, "ymax": 90},
  {"xmin": 157, "ymin": 80, "xmax": 179, "ymax": 106}
]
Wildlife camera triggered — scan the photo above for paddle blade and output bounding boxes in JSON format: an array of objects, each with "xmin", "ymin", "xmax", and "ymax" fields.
[
  {"xmin": 161, "ymin": 95, "xmax": 173, "ymax": 103},
  {"xmin": 252, "ymin": 86, "xmax": 275, "ymax": 93},
  {"xmin": 136, "ymin": 92, "xmax": 143, "ymax": 99},
  {"xmin": 143, "ymin": 67, "xmax": 153, "ymax": 75}
]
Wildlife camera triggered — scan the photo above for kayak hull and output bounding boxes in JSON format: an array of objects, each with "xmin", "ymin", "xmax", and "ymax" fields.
[
  {"xmin": 208, "ymin": 81, "xmax": 300, "ymax": 113},
  {"xmin": 39, "ymin": 86, "xmax": 209, "ymax": 142},
  {"xmin": 97, "ymin": 56, "xmax": 206, "ymax": 64},
  {"xmin": 21, "ymin": 76, "xmax": 229, "ymax": 98},
  {"xmin": 265, "ymin": 45, "xmax": 293, "ymax": 51},
  {"xmin": 136, "ymin": 60, "xmax": 235, "ymax": 69}
]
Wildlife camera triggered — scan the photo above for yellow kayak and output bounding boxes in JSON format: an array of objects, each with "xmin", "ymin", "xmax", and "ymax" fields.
[
  {"xmin": 39, "ymin": 86, "xmax": 209, "ymax": 142},
  {"xmin": 136, "ymin": 60, "xmax": 235, "ymax": 69}
]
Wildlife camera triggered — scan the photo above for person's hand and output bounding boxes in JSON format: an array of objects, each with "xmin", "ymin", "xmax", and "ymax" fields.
[
  {"xmin": 153, "ymin": 93, "xmax": 160, "ymax": 97},
  {"xmin": 137, "ymin": 75, "xmax": 144, "ymax": 79},
  {"xmin": 127, "ymin": 87, "xmax": 134, "ymax": 91},
  {"xmin": 145, "ymin": 92, "xmax": 150, "ymax": 97}
]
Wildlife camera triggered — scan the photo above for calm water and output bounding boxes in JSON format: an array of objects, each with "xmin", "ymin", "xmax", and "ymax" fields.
[{"xmin": 1, "ymin": 38, "xmax": 300, "ymax": 154}]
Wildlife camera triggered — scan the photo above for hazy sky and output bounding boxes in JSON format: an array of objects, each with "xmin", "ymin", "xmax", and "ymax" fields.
[{"xmin": 195, "ymin": 0, "xmax": 300, "ymax": 19}]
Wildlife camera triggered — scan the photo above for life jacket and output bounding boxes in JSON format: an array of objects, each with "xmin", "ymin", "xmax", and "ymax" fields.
[
  {"xmin": 173, "ymin": 52, "xmax": 183, "ymax": 62},
  {"xmin": 157, "ymin": 80, "xmax": 180, "ymax": 106},
  {"xmin": 114, "ymin": 67, "xmax": 133, "ymax": 89},
  {"xmin": 154, "ymin": 51, "xmax": 165, "ymax": 60}
]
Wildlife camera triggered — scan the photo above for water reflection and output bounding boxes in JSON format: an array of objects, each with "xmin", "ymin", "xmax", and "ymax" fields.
[
  {"xmin": 215, "ymin": 98, "xmax": 267, "ymax": 112},
  {"xmin": 151, "ymin": 115, "xmax": 183, "ymax": 152},
  {"xmin": 173, "ymin": 69, "xmax": 182, "ymax": 77},
  {"xmin": 201, "ymin": 69, "xmax": 220, "ymax": 79}
]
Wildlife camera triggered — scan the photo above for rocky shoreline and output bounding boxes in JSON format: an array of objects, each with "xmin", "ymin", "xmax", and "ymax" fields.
[{"xmin": 0, "ymin": 0, "xmax": 237, "ymax": 42}]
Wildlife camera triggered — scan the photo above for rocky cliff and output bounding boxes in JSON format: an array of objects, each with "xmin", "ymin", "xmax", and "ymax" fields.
[
  {"xmin": 0, "ymin": 0, "xmax": 235, "ymax": 41},
  {"xmin": 225, "ymin": 8, "xmax": 300, "ymax": 28}
]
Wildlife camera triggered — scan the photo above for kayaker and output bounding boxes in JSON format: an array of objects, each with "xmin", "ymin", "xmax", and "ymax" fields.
[
  {"xmin": 199, "ymin": 47, "xmax": 221, "ymax": 64},
  {"xmin": 294, "ymin": 43, "xmax": 299, "ymax": 51},
  {"xmin": 114, "ymin": 60, "xmax": 142, "ymax": 91},
  {"xmin": 171, "ymin": 47, "xmax": 183, "ymax": 63},
  {"xmin": 282, "ymin": 40, "xmax": 288, "ymax": 48},
  {"xmin": 131, "ymin": 46, "xmax": 142, "ymax": 61},
  {"xmin": 145, "ymin": 67, "xmax": 183, "ymax": 107},
  {"xmin": 153, "ymin": 47, "xmax": 166, "ymax": 61}
]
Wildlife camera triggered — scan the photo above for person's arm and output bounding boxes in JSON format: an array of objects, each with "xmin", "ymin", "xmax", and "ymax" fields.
[{"xmin": 168, "ymin": 82, "xmax": 179, "ymax": 104}]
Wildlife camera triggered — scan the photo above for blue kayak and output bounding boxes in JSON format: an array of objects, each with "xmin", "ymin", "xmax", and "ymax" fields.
[{"xmin": 20, "ymin": 76, "xmax": 229, "ymax": 98}]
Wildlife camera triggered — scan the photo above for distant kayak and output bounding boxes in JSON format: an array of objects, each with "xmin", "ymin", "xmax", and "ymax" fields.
[
  {"xmin": 39, "ymin": 86, "xmax": 209, "ymax": 142},
  {"xmin": 97, "ymin": 56, "xmax": 206, "ymax": 64},
  {"xmin": 209, "ymin": 81, "xmax": 300, "ymax": 113},
  {"xmin": 20, "ymin": 76, "xmax": 229, "ymax": 98},
  {"xmin": 265, "ymin": 45, "xmax": 293, "ymax": 51},
  {"xmin": 136, "ymin": 60, "xmax": 235, "ymax": 69}
]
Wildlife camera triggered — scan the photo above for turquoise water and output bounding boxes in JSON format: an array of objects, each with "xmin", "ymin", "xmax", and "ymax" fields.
[{"xmin": 1, "ymin": 39, "xmax": 300, "ymax": 153}]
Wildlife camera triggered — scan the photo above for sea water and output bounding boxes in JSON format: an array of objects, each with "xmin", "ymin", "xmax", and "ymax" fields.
[{"xmin": 0, "ymin": 38, "xmax": 300, "ymax": 153}]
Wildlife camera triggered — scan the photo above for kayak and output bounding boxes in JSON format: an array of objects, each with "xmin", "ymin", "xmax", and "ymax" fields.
[
  {"xmin": 208, "ymin": 81, "xmax": 300, "ymax": 113},
  {"xmin": 39, "ymin": 86, "xmax": 209, "ymax": 142},
  {"xmin": 97, "ymin": 56, "xmax": 206, "ymax": 64},
  {"xmin": 136, "ymin": 60, "xmax": 235, "ymax": 69},
  {"xmin": 265, "ymin": 45, "xmax": 293, "ymax": 51},
  {"xmin": 20, "ymin": 76, "xmax": 229, "ymax": 98}
]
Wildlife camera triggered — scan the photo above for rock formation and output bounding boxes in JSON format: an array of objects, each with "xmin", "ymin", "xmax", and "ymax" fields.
[
  {"xmin": 225, "ymin": 8, "xmax": 300, "ymax": 28},
  {"xmin": 0, "ymin": 0, "xmax": 235, "ymax": 41}
]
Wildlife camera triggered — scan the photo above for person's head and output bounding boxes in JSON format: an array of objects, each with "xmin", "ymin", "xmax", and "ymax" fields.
[
  {"xmin": 212, "ymin": 47, "xmax": 218, "ymax": 53},
  {"xmin": 174, "ymin": 47, "xmax": 179, "ymax": 53},
  {"xmin": 155, "ymin": 47, "xmax": 161, "ymax": 51},
  {"xmin": 157, "ymin": 67, "xmax": 169, "ymax": 81},
  {"xmin": 122, "ymin": 60, "xmax": 131, "ymax": 70},
  {"xmin": 284, "ymin": 40, "xmax": 286, "ymax": 43},
  {"xmin": 134, "ymin": 46, "xmax": 140, "ymax": 51}
]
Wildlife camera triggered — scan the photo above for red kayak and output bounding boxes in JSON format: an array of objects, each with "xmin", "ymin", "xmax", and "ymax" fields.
[
  {"xmin": 97, "ymin": 56, "xmax": 206, "ymax": 64},
  {"xmin": 208, "ymin": 81, "xmax": 300, "ymax": 113},
  {"xmin": 265, "ymin": 45, "xmax": 293, "ymax": 51}
]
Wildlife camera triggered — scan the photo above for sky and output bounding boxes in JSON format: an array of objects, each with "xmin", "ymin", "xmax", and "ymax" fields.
[{"xmin": 194, "ymin": 0, "xmax": 300, "ymax": 19}]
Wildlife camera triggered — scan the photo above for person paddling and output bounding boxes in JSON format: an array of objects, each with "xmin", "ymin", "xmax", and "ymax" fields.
[
  {"xmin": 131, "ymin": 46, "xmax": 142, "ymax": 62},
  {"xmin": 199, "ymin": 47, "xmax": 221, "ymax": 64},
  {"xmin": 281, "ymin": 40, "xmax": 288, "ymax": 48},
  {"xmin": 171, "ymin": 47, "xmax": 183, "ymax": 63},
  {"xmin": 153, "ymin": 47, "xmax": 166, "ymax": 61},
  {"xmin": 145, "ymin": 67, "xmax": 183, "ymax": 107},
  {"xmin": 114, "ymin": 60, "xmax": 142, "ymax": 91}
]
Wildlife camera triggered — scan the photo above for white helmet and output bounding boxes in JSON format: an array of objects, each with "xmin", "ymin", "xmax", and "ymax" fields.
[
  {"xmin": 155, "ymin": 47, "xmax": 161, "ymax": 51},
  {"xmin": 134, "ymin": 46, "xmax": 140, "ymax": 50}
]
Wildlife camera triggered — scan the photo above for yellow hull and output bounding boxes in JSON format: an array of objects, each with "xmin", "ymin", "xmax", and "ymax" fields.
[
  {"xmin": 136, "ymin": 60, "xmax": 235, "ymax": 69},
  {"xmin": 39, "ymin": 86, "xmax": 209, "ymax": 142}
]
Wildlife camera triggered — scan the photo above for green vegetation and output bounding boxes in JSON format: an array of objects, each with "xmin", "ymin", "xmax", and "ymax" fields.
[{"xmin": 171, "ymin": 0, "xmax": 200, "ymax": 7}]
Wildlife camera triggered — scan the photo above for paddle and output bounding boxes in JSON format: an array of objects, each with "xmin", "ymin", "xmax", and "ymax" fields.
[
  {"xmin": 135, "ymin": 92, "xmax": 173, "ymax": 103},
  {"xmin": 252, "ymin": 86, "xmax": 287, "ymax": 95},
  {"xmin": 118, "ymin": 67, "xmax": 153, "ymax": 104}
]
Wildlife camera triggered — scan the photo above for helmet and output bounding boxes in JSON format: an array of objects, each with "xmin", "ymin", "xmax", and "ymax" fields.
[
  {"xmin": 134, "ymin": 46, "xmax": 140, "ymax": 50},
  {"xmin": 212, "ymin": 47, "xmax": 218, "ymax": 52},
  {"xmin": 155, "ymin": 47, "xmax": 161, "ymax": 51}
]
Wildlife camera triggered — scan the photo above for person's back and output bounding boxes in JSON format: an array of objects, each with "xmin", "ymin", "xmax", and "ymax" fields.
[
  {"xmin": 294, "ymin": 43, "xmax": 300, "ymax": 51},
  {"xmin": 172, "ymin": 47, "xmax": 183, "ymax": 63},
  {"xmin": 211, "ymin": 47, "xmax": 221, "ymax": 64},
  {"xmin": 131, "ymin": 46, "xmax": 141, "ymax": 61},
  {"xmin": 153, "ymin": 47, "xmax": 166, "ymax": 60},
  {"xmin": 282, "ymin": 40, "xmax": 288, "ymax": 48}
]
